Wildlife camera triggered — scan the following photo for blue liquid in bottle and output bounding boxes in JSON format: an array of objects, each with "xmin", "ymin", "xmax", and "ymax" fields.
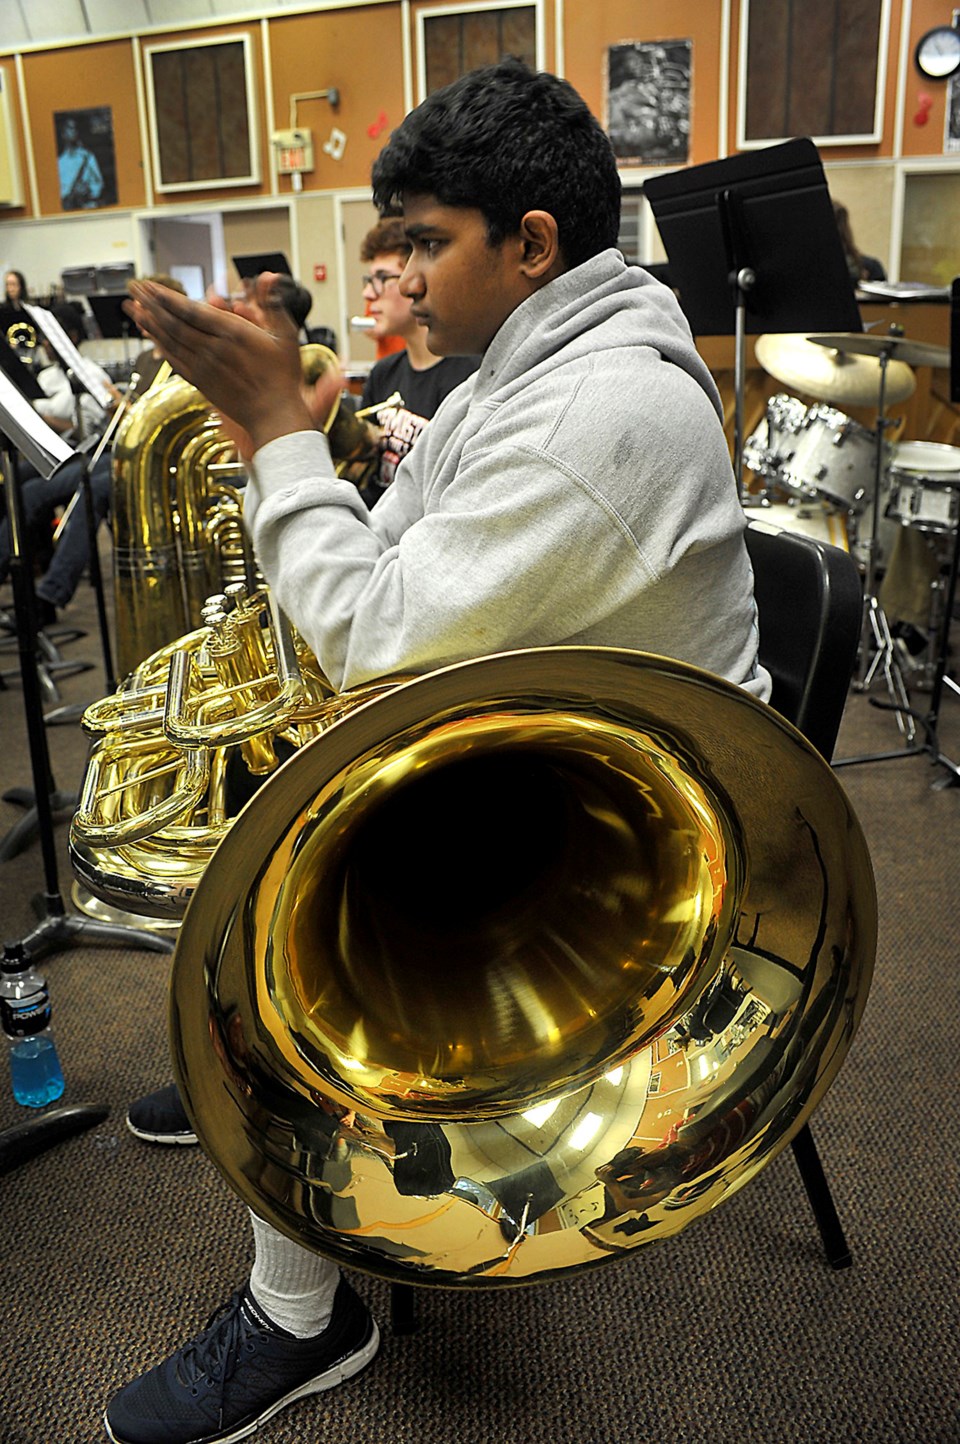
[{"xmin": 9, "ymin": 1035, "xmax": 65, "ymax": 1108}]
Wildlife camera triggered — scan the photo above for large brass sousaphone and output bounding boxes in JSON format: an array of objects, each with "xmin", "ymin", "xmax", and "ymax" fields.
[{"xmin": 170, "ymin": 645, "xmax": 875, "ymax": 1287}]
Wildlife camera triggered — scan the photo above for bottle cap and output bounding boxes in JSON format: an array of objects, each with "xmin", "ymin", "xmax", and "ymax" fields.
[{"xmin": 1, "ymin": 942, "xmax": 28, "ymax": 974}]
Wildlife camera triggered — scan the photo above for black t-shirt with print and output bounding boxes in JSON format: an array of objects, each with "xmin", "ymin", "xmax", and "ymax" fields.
[{"xmin": 360, "ymin": 350, "xmax": 480, "ymax": 495}]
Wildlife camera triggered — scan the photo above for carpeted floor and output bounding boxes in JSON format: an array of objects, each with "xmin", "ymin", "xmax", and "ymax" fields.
[{"xmin": 0, "ymin": 559, "xmax": 958, "ymax": 1444}]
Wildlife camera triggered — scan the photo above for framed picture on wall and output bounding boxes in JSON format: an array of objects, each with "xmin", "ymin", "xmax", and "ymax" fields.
[
  {"xmin": 144, "ymin": 33, "xmax": 260, "ymax": 192},
  {"xmin": 738, "ymin": 0, "xmax": 891, "ymax": 148},
  {"xmin": 605, "ymin": 41, "xmax": 691, "ymax": 166},
  {"xmin": 415, "ymin": 1, "xmax": 543, "ymax": 102},
  {"xmin": 55, "ymin": 107, "xmax": 117, "ymax": 211}
]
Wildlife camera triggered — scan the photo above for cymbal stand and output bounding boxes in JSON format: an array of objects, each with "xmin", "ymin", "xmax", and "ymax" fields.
[
  {"xmin": 0, "ymin": 434, "xmax": 173, "ymax": 960},
  {"xmin": 835, "ymin": 345, "xmax": 916, "ymax": 765}
]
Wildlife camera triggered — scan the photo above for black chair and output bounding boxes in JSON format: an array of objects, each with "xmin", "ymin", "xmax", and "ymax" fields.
[
  {"xmin": 745, "ymin": 517, "xmax": 863, "ymax": 763},
  {"xmin": 745, "ymin": 516, "xmax": 865, "ymax": 1270}
]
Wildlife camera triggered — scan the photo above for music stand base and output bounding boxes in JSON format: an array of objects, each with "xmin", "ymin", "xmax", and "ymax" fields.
[
  {"xmin": 13, "ymin": 893, "xmax": 175, "ymax": 961},
  {"xmin": 0, "ymin": 788, "xmax": 78, "ymax": 861}
]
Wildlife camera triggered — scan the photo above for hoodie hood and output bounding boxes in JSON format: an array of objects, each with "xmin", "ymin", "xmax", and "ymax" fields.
[{"xmin": 472, "ymin": 248, "xmax": 723, "ymax": 420}]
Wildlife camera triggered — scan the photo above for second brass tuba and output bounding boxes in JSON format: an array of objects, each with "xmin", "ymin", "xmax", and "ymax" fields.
[{"xmin": 109, "ymin": 344, "xmax": 387, "ymax": 679}]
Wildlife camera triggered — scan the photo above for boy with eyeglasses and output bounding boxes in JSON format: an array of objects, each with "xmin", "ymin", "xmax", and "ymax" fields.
[{"xmin": 357, "ymin": 215, "xmax": 479, "ymax": 503}]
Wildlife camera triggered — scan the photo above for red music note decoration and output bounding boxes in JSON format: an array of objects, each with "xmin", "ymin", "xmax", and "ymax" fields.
[
  {"xmin": 914, "ymin": 92, "xmax": 933, "ymax": 126},
  {"xmin": 367, "ymin": 110, "xmax": 388, "ymax": 139}
]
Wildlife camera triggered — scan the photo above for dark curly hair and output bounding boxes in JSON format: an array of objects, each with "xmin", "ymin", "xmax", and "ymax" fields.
[{"xmin": 371, "ymin": 58, "xmax": 621, "ymax": 269}]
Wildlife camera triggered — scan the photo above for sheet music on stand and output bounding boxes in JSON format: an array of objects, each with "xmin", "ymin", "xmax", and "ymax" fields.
[
  {"xmin": 24, "ymin": 301, "xmax": 115, "ymax": 412},
  {"xmin": 0, "ymin": 368, "xmax": 75, "ymax": 480}
]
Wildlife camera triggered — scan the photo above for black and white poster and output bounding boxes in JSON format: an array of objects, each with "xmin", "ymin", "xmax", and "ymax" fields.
[
  {"xmin": 606, "ymin": 40, "xmax": 691, "ymax": 165},
  {"xmin": 55, "ymin": 106, "xmax": 117, "ymax": 210}
]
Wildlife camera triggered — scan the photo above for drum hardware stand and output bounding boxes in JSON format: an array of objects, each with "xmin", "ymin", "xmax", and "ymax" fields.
[
  {"xmin": 0, "ymin": 412, "xmax": 174, "ymax": 957},
  {"xmin": 829, "ymin": 343, "xmax": 918, "ymax": 765},
  {"xmin": 852, "ymin": 484, "xmax": 960, "ymax": 788}
]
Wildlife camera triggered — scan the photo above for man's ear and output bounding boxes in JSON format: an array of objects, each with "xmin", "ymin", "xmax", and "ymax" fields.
[{"xmin": 517, "ymin": 210, "xmax": 562, "ymax": 280}]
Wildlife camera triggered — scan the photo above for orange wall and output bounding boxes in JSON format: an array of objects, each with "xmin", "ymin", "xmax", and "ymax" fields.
[
  {"xmin": 18, "ymin": 39, "xmax": 145, "ymax": 214},
  {"xmin": 564, "ymin": 0, "xmax": 725, "ymax": 167},
  {"xmin": 901, "ymin": 0, "xmax": 959, "ymax": 157},
  {"xmin": 1, "ymin": 1, "xmax": 959, "ymax": 224},
  {"xmin": 269, "ymin": 6, "xmax": 406, "ymax": 195}
]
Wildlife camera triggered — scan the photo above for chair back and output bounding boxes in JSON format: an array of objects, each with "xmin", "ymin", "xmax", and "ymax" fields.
[{"xmin": 745, "ymin": 519, "xmax": 863, "ymax": 761}]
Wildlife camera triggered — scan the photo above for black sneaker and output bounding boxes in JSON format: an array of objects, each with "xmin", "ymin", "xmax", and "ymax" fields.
[
  {"xmin": 126, "ymin": 1085, "xmax": 198, "ymax": 1146},
  {"xmin": 104, "ymin": 1276, "xmax": 380, "ymax": 1444}
]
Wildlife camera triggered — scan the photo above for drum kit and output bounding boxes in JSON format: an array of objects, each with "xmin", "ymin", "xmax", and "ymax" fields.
[{"xmin": 745, "ymin": 328, "xmax": 960, "ymax": 761}]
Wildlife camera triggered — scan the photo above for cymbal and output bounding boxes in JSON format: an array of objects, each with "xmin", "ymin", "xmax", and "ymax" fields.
[
  {"xmin": 808, "ymin": 331, "xmax": 951, "ymax": 369},
  {"xmin": 754, "ymin": 332, "xmax": 916, "ymax": 407}
]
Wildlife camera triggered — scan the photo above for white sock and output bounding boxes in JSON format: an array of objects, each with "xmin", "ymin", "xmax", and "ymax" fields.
[{"xmin": 248, "ymin": 1211, "xmax": 341, "ymax": 1338}]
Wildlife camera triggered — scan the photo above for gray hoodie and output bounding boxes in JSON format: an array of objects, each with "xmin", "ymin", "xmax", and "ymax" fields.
[{"xmin": 245, "ymin": 248, "xmax": 769, "ymax": 700}]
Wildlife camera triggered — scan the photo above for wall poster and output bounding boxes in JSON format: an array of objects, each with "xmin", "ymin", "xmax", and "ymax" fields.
[
  {"xmin": 605, "ymin": 40, "xmax": 691, "ymax": 165},
  {"xmin": 55, "ymin": 107, "xmax": 117, "ymax": 210}
]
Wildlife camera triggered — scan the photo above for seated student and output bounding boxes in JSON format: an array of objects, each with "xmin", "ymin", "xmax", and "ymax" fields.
[
  {"xmin": 354, "ymin": 214, "xmax": 479, "ymax": 504},
  {"xmin": 127, "ymin": 273, "xmax": 187, "ymax": 396},
  {"xmin": 0, "ymin": 304, "xmax": 119, "ymax": 623},
  {"xmin": 111, "ymin": 58, "xmax": 768, "ymax": 1444},
  {"xmin": 0, "ymin": 268, "xmax": 33, "ymax": 336},
  {"xmin": 31, "ymin": 301, "xmax": 120, "ymax": 438},
  {"xmin": 833, "ymin": 200, "xmax": 886, "ymax": 284},
  {"xmin": 268, "ymin": 274, "xmax": 314, "ymax": 342}
]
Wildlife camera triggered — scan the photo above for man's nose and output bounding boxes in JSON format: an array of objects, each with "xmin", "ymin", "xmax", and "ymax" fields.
[{"xmin": 399, "ymin": 267, "xmax": 421, "ymax": 298}]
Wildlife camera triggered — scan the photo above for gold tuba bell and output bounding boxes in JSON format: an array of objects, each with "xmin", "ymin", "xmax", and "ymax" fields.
[
  {"xmin": 72, "ymin": 364, "xmax": 874, "ymax": 1284},
  {"xmin": 146, "ymin": 643, "xmax": 876, "ymax": 1286}
]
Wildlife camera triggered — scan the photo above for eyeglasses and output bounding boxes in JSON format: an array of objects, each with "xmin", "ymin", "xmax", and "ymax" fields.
[{"xmin": 362, "ymin": 270, "xmax": 404, "ymax": 296}]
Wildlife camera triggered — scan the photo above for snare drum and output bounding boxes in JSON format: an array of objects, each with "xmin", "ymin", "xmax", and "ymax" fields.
[
  {"xmin": 886, "ymin": 441, "xmax": 960, "ymax": 535},
  {"xmin": 743, "ymin": 393, "xmax": 808, "ymax": 481},
  {"xmin": 781, "ymin": 404, "xmax": 880, "ymax": 513}
]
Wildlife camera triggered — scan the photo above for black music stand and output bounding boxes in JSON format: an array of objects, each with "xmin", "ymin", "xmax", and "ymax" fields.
[
  {"xmin": 0, "ymin": 374, "xmax": 173, "ymax": 960},
  {"xmin": 643, "ymin": 137, "xmax": 863, "ymax": 494},
  {"xmin": 0, "ymin": 334, "xmax": 89, "ymax": 728},
  {"xmin": 87, "ymin": 294, "xmax": 137, "ymax": 357},
  {"xmin": 17, "ymin": 309, "xmax": 119, "ymax": 716},
  {"xmin": 232, "ymin": 251, "xmax": 292, "ymax": 281}
]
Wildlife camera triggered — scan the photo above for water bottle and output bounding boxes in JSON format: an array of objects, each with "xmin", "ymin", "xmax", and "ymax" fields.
[{"xmin": 0, "ymin": 944, "xmax": 65, "ymax": 1108}]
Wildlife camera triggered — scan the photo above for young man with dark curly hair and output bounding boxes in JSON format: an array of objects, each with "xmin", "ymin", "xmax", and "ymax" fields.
[{"xmin": 109, "ymin": 58, "xmax": 767, "ymax": 1444}]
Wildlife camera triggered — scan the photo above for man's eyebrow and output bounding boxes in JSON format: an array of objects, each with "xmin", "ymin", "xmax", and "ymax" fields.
[{"xmin": 404, "ymin": 223, "xmax": 440, "ymax": 241}]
